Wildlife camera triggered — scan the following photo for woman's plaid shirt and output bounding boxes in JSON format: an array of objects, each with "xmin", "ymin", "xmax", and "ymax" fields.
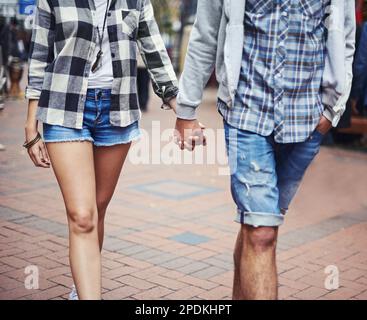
[{"xmin": 26, "ymin": 0, "xmax": 178, "ymax": 129}]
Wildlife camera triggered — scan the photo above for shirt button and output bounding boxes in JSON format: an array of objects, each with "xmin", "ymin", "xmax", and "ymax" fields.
[{"xmin": 111, "ymin": 53, "xmax": 115, "ymax": 58}]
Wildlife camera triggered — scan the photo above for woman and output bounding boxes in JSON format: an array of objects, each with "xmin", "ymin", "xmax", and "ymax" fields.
[{"xmin": 24, "ymin": 0, "xmax": 178, "ymax": 300}]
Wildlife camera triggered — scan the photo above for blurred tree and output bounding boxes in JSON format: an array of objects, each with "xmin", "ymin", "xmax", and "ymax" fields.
[{"xmin": 151, "ymin": 0, "xmax": 174, "ymax": 34}]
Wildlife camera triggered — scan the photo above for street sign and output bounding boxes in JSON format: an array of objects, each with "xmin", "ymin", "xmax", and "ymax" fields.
[
  {"xmin": 0, "ymin": 0, "xmax": 35, "ymax": 17},
  {"xmin": 19, "ymin": 0, "xmax": 36, "ymax": 15}
]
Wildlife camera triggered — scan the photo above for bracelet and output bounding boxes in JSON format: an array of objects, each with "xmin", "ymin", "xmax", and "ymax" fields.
[{"xmin": 23, "ymin": 132, "xmax": 42, "ymax": 149}]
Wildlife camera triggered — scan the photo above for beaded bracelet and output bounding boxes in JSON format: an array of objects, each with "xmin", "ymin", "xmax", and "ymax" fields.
[{"xmin": 23, "ymin": 132, "xmax": 42, "ymax": 149}]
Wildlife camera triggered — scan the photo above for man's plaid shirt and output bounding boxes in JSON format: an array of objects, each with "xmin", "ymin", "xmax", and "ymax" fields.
[
  {"xmin": 218, "ymin": 0, "xmax": 330, "ymax": 143},
  {"xmin": 26, "ymin": 0, "xmax": 178, "ymax": 129}
]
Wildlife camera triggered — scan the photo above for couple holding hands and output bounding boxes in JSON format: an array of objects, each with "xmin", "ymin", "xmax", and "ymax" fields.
[{"xmin": 24, "ymin": 0, "xmax": 355, "ymax": 300}]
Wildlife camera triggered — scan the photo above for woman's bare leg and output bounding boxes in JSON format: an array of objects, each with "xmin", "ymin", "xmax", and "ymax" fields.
[
  {"xmin": 46, "ymin": 141, "xmax": 101, "ymax": 300},
  {"xmin": 93, "ymin": 143, "xmax": 131, "ymax": 250}
]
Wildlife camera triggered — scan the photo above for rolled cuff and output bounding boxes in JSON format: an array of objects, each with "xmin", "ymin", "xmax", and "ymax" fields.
[
  {"xmin": 323, "ymin": 106, "xmax": 341, "ymax": 127},
  {"xmin": 235, "ymin": 210, "xmax": 284, "ymax": 227},
  {"xmin": 25, "ymin": 87, "xmax": 41, "ymax": 100},
  {"xmin": 176, "ymin": 103, "xmax": 198, "ymax": 120}
]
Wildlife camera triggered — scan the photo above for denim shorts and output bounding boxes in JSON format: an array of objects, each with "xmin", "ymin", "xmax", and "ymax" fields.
[
  {"xmin": 224, "ymin": 120, "xmax": 324, "ymax": 227},
  {"xmin": 43, "ymin": 89, "xmax": 141, "ymax": 146}
]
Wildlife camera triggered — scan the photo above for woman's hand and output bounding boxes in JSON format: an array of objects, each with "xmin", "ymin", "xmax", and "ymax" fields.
[
  {"xmin": 24, "ymin": 122, "xmax": 50, "ymax": 168},
  {"xmin": 25, "ymin": 100, "xmax": 50, "ymax": 168},
  {"xmin": 25, "ymin": 127, "xmax": 51, "ymax": 168}
]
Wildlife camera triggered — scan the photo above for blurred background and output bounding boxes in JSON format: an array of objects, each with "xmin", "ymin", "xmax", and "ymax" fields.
[
  {"xmin": 0, "ymin": 0, "xmax": 366, "ymax": 150},
  {"xmin": 0, "ymin": 1, "xmax": 367, "ymax": 301}
]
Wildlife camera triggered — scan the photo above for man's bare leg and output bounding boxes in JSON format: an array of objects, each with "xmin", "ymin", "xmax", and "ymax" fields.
[{"xmin": 233, "ymin": 225, "xmax": 278, "ymax": 300}]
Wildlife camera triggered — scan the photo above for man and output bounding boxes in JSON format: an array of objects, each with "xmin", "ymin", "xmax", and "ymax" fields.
[{"xmin": 174, "ymin": 0, "xmax": 355, "ymax": 299}]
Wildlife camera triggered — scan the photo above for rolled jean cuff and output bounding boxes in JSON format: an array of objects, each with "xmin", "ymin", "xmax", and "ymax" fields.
[{"xmin": 235, "ymin": 210, "xmax": 284, "ymax": 227}]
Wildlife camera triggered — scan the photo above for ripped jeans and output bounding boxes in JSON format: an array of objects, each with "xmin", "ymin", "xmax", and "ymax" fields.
[{"xmin": 224, "ymin": 120, "xmax": 324, "ymax": 227}]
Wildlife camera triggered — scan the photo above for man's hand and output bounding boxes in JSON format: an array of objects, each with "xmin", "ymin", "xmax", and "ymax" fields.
[
  {"xmin": 316, "ymin": 115, "xmax": 332, "ymax": 135},
  {"xmin": 174, "ymin": 118, "xmax": 206, "ymax": 151}
]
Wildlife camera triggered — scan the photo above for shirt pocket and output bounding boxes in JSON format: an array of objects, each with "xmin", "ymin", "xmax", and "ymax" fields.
[
  {"xmin": 120, "ymin": 9, "xmax": 139, "ymax": 39},
  {"xmin": 246, "ymin": 0, "xmax": 273, "ymax": 15}
]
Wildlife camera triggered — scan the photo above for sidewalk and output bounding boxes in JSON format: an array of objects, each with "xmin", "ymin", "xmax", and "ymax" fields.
[{"xmin": 0, "ymin": 88, "xmax": 367, "ymax": 300}]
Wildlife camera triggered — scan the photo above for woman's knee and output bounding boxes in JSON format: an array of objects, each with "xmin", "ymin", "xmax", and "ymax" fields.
[{"xmin": 68, "ymin": 207, "xmax": 97, "ymax": 234}]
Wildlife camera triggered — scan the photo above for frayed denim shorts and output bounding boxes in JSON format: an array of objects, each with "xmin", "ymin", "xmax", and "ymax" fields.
[
  {"xmin": 224, "ymin": 120, "xmax": 324, "ymax": 227},
  {"xmin": 43, "ymin": 89, "xmax": 141, "ymax": 147}
]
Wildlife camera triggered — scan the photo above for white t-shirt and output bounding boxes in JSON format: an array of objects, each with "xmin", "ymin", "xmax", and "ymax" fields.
[{"xmin": 88, "ymin": 0, "xmax": 114, "ymax": 89}]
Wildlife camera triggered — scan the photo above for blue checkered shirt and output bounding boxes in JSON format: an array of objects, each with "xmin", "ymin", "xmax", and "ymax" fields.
[{"xmin": 218, "ymin": 0, "xmax": 330, "ymax": 143}]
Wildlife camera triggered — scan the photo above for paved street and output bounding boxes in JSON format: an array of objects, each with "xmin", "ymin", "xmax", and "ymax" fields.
[{"xmin": 1, "ymin": 85, "xmax": 367, "ymax": 300}]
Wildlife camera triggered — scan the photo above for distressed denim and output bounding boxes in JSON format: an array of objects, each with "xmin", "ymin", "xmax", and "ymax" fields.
[
  {"xmin": 224, "ymin": 120, "xmax": 324, "ymax": 227},
  {"xmin": 43, "ymin": 89, "xmax": 141, "ymax": 146}
]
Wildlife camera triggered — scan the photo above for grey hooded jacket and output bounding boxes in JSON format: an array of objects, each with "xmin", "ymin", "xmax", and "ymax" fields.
[{"xmin": 176, "ymin": 0, "xmax": 356, "ymax": 127}]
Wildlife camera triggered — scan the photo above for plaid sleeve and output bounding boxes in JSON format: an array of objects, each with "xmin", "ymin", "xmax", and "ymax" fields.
[
  {"xmin": 25, "ymin": 0, "xmax": 55, "ymax": 100},
  {"xmin": 137, "ymin": 0, "xmax": 178, "ymax": 99}
]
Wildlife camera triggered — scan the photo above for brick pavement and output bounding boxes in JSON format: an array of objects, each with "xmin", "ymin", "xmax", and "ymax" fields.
[{"xmin": 0, "ymin": 85, "xmax": 367, "ymax": 300}]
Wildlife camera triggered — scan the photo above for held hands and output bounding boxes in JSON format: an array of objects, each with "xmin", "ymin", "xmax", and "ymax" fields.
[
  {"xmin": 168, "ymin": 98, "xmax": 206, "ymax": 151},
  {"xmin": 174, "ymin": 118, "xmax": 206, "ymax": 151}
]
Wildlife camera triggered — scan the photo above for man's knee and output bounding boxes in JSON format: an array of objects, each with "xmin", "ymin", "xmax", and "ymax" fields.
[{"xmin": 242, "ymin": 225, "xmax": 278, "ymax": 252}]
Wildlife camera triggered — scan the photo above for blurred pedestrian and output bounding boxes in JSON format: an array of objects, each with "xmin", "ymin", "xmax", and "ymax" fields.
[
  {"xmin": 0, "ymin": 46, "xmax": 6, "ymax": 110},
  {"xmin": 25, "ymin": 0, "xmax": 178, "ymax": 300},
  {"xmin": 0, "ymin": 17, "xmax": 25, "ymax": 99},
  {"xmin": 0, "ymin": 45, "xmax": 4, "ymax": 151},
  {"xmin": 332, "ymin": 0, "xmax": 365, "ymax": 145},
  {"xmin": 350, "ymin": 21, "xmax": 367, "ymax": 117}
]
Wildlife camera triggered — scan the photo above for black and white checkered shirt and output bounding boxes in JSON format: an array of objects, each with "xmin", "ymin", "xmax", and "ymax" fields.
[{"xmin": 26, "ymin": 0, "xmax": 178, "ymax": 129}]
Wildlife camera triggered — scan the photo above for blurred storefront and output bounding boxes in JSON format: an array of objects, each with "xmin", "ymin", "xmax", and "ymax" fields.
[{"xmin": 0, "ymin": 0, "xmax": 35, "ymax": 22}]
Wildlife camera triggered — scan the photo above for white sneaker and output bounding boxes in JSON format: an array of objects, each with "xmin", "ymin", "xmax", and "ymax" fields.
[{"xmin": 68, "ymin": 284, "xmax": 79, "ymax": 300}]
